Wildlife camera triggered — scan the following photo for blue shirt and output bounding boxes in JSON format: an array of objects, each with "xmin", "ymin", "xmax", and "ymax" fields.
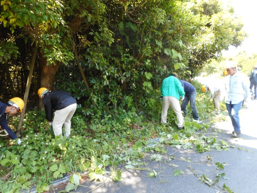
[
  {"xmin": 180, "ymin": 80, "xmax": 196, "ymax": 93},
  {"xmin": 0, "ymin": 101, "xmax": 7, "ymax": 116},
  {"xmin": 0, "ymin": 101, "xmax": 17, "ymax": 139}
]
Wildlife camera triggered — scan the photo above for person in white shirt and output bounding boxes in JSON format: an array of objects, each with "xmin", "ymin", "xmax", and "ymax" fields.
[
  {"xmin": 201, "ymin": 83, "xmax": 224, "ymax": 114},
  {"xmin": 224, "ymin": 61, "xmax": 250, "ymax": 138}
]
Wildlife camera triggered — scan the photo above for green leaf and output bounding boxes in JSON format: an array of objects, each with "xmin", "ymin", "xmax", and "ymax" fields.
[
  {"xmin": 119, "ymin": 22, "xmax": 124, "ymax": 30},
  {"xmin": 173, "ymin": 170, "xmax": 184, "ymax": 176},
  {"xmin": 65, "ymin": 182, "xmax": 77, "ymax": 192},
  {"xmin": 174, "ymin": 63, "xmax": 181, "ymax": 70},
  {"xmin": 50, "ymin": 164, "xmax": 58, "ymax": 171},
  {"xmin": 3, "ymin": 4, "xmax": 8, "ymax": 11},
  {"xmin": 0, "ymin": 159, "xmax": 9, "ymax": 166},
  {"xmin": 171, "ymin": 49, "xmax": 178, "ymax": 59},
  {"xmin": 53, "ymin": 171, "xmax": 60, "ymax": 178},
  {"xmin": 73, "ymin": 173, "xmax": 80, "ymax": 186},
  {"xmin": 59, "ymin": 164, "xmax": 66, "ymax": 173},
  {"xmin": 91, "ymin": 156, "xmax": 97, "ymax": 169},
  {"xmin": 172, "ymin": 133, "xmax": 179, "ymax": 140},
  {"xmin": 164, "ymin": 48, "xmax": 172, "ymax": 56},
  {"xmin": 145, "ymin": 72, "xmax": 152, "ymax": 80},
  {"xmin": 223, "ymin": 183, "xmax": 233, "ymax": 193}
]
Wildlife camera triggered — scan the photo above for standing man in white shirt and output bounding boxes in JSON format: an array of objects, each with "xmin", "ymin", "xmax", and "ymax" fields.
[{"xmin": 224, "ymin": 61, "xmax": 250, "ymax": 138}]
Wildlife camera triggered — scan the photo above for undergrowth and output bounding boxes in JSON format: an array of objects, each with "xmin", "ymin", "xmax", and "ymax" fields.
[{"xmin": 0, "ymin": 85, "xmax": 229, "ymax": 193}]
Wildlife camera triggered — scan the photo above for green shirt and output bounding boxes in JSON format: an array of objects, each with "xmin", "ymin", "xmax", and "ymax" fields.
[{"xmin": 161, "ymin": 76, "xmax": 185, "ymax": 100}]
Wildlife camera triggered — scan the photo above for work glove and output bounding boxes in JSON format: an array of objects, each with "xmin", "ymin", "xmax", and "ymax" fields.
[
  {"xmin": 17, "ymin": 138, "xmax": 22, "ymax": 145},
  {"xmin": 49, "ymin": 122, "xmax": 52, "ymax": 126},
  {"xmin": 180, "ymin": 96, "xmax": 185, "ymax": 101}
]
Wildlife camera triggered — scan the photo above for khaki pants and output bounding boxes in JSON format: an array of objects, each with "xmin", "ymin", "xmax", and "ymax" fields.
[
  {"xmin": 161, "ymin": 96, "xmax": 184, "ymax": 127},
  {"xmin": 213, "ymin": 91, "xmax": 221, "ymax": 113},
  {"xmin": 52, "ymin": 103, "xmax": 77, "ymax": 137}
]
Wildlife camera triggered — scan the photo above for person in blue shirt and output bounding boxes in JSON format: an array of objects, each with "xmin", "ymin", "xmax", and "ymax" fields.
[
  {"xmin": 171, "ymin": 73, "xmax": 201, "ymax": 123},
  {"xmin": 0, "ymin": 97, "xmax": 24, "ymax": 144}
]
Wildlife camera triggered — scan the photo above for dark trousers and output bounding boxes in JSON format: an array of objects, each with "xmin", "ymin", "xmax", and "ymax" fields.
[{"xmin": 181, "ymin": 91, "xmax": 199, "ymax": 120}]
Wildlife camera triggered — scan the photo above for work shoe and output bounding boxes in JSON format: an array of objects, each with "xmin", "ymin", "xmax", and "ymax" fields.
[
  {"xmin": 193, "ymin": 119, "xmax": 202, "ymax": 124},
  {"xmin": 232, "ymin": 131, "xmax": 241, "ymax": 138},
  {"xmin": 177, "ymin": 126, "xmax": 184, "ymax": 130}
]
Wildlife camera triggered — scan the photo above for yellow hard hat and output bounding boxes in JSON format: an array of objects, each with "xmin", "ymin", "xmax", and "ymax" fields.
[
  {"xmin": 8, "ymin": 97, "xmax": 24, "ymax": 113},
  {"xmin": 38, "ymin": 87, "xmax": 48, "ymax": 98},
  {"xmin": 201, "ymin": 85, "xmax": 206, "ymax": 92},
  {"xmin": 223, "ymin": 70, "xmax": 228, "ymax": 76}
]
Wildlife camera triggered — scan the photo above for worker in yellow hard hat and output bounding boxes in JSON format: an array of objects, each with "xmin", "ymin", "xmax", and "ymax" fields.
[
  {"xmin": 201, "ymin": 83, "xmax": 224, "ymax": 114},
  {"xmin": 0, "ymin": 97, "xmax": 24, "ymax": 144},
  {"xmin": 38, "ymin": 87, "xmax": 77, "ymax": 138}
]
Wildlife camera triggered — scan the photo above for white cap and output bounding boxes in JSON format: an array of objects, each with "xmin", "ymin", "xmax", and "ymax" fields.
[{"xmin": 226, "ymin": 61, "xmax": 237, "ymax": 69}]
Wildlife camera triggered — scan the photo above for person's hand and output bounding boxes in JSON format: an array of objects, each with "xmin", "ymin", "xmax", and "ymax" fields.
[
  {"xmin": 180, "ymin": 96, "xmax": 185, "ymax": 101},
  {"xmin": 17, "ymin": 138, "xmax": 22, "ymax": 145},
  {"xmin": 49, "ymin": 122, "xmax": 52, "ymax": 126}
]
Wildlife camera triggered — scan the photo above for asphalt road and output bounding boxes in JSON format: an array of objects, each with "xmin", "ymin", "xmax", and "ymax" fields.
[{"xmin": 57, "ymin": 99, "xmax": 257, "ymax": 193}]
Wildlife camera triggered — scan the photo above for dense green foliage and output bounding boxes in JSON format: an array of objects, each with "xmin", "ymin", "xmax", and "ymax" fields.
[{"xmin": 1, "ymin": 0, "xmax": 246, "ymax": 110}]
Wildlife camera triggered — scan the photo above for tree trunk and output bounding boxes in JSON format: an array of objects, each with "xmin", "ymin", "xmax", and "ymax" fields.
[
  {"xmin": 17, "ymin": 43, "xmax": 38, "ymax": 137},
  {"xmin": 39, "ymin": 52, "xmax": 61, "ymax": 89}
]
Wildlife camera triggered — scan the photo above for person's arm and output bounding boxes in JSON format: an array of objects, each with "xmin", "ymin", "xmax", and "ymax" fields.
[
  {"xmin": 242, "ymin": 75, "xmax": 251, "ymax": 101},
  {"xmin": 208, "ymin": 86, "xmax": 214, "ymax": 99},
  {"xmin": 43, "ymin": 97, "xmax": 53, "ymax": 122},
  {"xmin": 0, "ymin": 118, "xmax": 17, "ymax": 139},
  {"xmin": 0, "ymin": 101, "xmax": 7, "ymax": 116},
  {"xmin": 176, "ymin": 79, "xmax": 185, "ymax": 97}
]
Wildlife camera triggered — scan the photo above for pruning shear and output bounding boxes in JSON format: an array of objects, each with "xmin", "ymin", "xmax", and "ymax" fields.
[{"xmin": 0, "ymin": 127, "xmax": 8, "ymax": 137}]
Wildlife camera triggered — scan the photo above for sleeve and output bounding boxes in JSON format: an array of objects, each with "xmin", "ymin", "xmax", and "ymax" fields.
[
  {"xmin": 176, "ymin": 79, "xmax": 185, "ymax": 97},
  {"xmin": 43, "ymin": 97, "xmax": 53, "ymax": 122},
  {"xmin": 208, "ymin": 86, "xmax": 214, "ymax": 99},
  {"xmin": 0, "ymin": 117, "xmax": 17, "ymax": 139},
  {"xmin": 0, "ymin": 101, "xmax": 7, "ymax": 116},
  {"xmin": 242, "ymin": 75, "xmax": 250, "ymax": 101}
]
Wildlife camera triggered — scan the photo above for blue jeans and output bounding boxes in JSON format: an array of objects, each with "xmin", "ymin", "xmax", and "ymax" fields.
[
  {"xmin": 226, "ymin": 101, "xmax": 243, "ymax": 133},
  {"xmin": 181, "ymin": 91, "xmax": 199, "ymax": 120},
  {"xmin": 250, "ymin": 83, "xmax": 253, "ymax": 95},
  {"xmin": 253, "ymin": 84, "xmax": 257, "ymax": 99}
]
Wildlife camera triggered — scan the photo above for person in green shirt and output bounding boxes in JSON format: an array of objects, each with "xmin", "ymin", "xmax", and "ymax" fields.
[{"xmin": 161, "ymin": 73, "xmax": 185, "ymax": 129}]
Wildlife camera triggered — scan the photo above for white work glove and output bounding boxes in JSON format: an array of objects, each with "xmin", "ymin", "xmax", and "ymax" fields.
[
  {"xmin": 17, "ymin": 138, "xmax": 22, "ymax": 145},
  {"xmin": 49, "ymin": 122, "xmax": 52, "ymax": 126},
  {"xmin": 180, "ymin": 96, "xmax": 185, "ymax": 101}
]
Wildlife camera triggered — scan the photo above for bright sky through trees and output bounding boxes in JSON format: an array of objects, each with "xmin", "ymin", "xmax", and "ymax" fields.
[{"xmin": 222, "ymin": 0, "xmax": 257, "ymax": 56}]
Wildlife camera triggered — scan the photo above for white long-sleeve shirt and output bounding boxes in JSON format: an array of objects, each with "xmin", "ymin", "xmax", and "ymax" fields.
[
  {"xmin": 224, "ymin": 72, "xmax": 250, "ymax": 104},
  {"xmin": 206, "ymin": 82, "xmax": 224, "ymax": 99}
]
